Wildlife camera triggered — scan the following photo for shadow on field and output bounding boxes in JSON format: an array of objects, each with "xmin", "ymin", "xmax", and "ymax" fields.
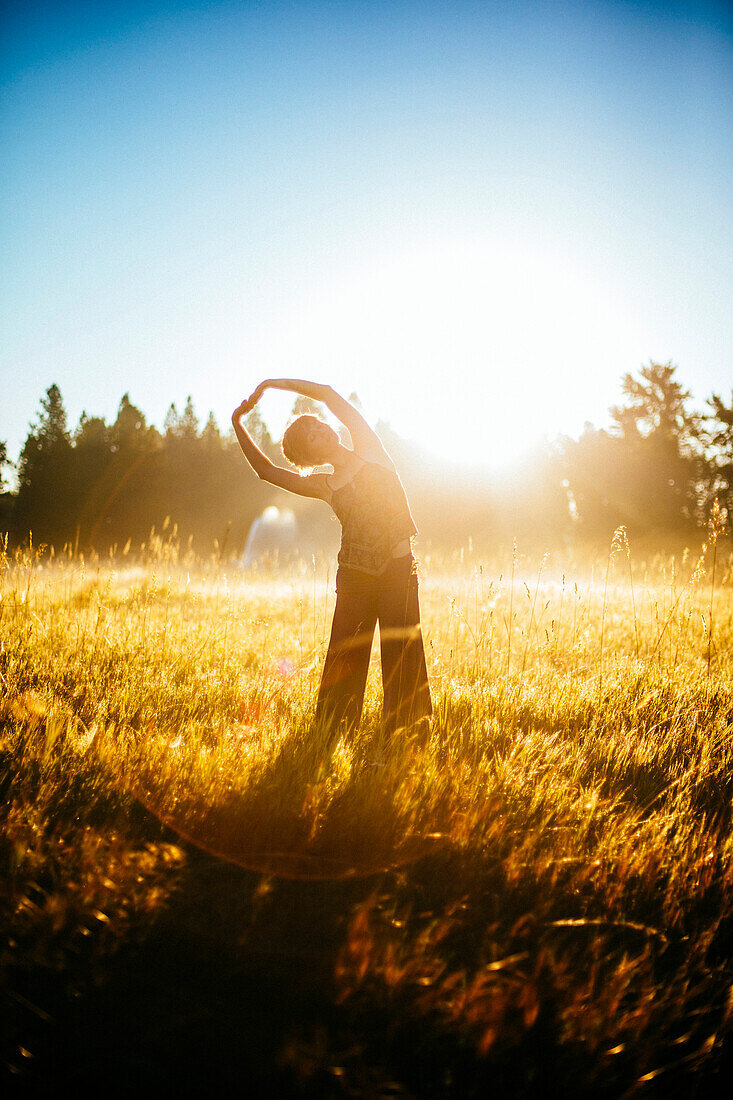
[
  {"xmin": 5, "ymin": 703, "xmax": 733, "ymax": 1096},
  {"xmin": 14, "ymin": 839, "xmax": 731, "ymax": 1099},
  {"xmin": 136, "ymin": 720, "xmax": 444, "ymax": 880},
  {"xmin": 21, "ymin": 844, "xmax": 374, "ymax": 1095},
  {"xmin": 5, "ymin": 824, "xmax": 732, "ymax": 1098}
]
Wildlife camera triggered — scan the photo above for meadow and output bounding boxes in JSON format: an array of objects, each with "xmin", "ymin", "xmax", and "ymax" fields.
[{"xmin": 1, "ymin": 523, "xmax": 732, "ymax": 1096}]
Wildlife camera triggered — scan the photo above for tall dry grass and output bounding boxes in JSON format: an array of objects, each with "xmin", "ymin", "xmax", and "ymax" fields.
[{"xmin": 1, "ymin": 525, "xmax": 732, "ymax": 1092}]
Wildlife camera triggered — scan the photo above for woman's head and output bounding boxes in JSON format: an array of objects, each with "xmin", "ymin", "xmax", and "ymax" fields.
[{"xmin": 281, "ymin": 414, "xmax": 340, "ymax": 468}]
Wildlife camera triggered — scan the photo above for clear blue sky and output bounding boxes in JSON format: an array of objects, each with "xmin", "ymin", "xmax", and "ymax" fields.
[{"xmin": 2, "ymin": 0, "xmax": 731, "ymax": 471}]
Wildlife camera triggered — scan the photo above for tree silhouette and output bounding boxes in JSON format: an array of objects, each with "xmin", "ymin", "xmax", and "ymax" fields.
[
  {"xmin": 0, "ymin": 440, "xmax": 8, "ymax": 493},
  {"xmin": 6, "ymin": 373, "xmax": 732, "ymax": 555},
  {"xmin": 112, "ymin": 394, "xmax": 149, "ymax": 452},
  {"xmin": 561, "ymin": 364, "xmax": 706, "ymax": 538},
  {"xmin": 76, "ymin": 413, "xmax": 108, "ymax": 449},
  {"xmin": 706, "ymin": 390, "xmax": 733, "ymax": 525},
  {"xmin": 201, "ymin": 412, "xmax": 222, "ymax": 453},
  {"xmin": 28, "ymin": 384, "xmax": 69, "ymax": 452},
  {"xmin": 610, "ymin": 361, "xmax": 700, "ymax": 445},
  {"xmin": 178, "ymin": 396, "xmax": 199, "ymax": 441},
  {"xmin": 15, "ymin": 385, "xmax": 74, "ymax": 546},
  {"xmin": 163, "ymin": 402, "xmax": 181, "ymax": 438},
  {"xmin": 609, "ymin": 361, "xmax": 702, "ymax": 532},
  {"xmin": 160, "ymin": 396, "xmax": 203, "ymax": 519},
  {"xmin": 73, "ymin": 411, "xmax": 112, "ymax": 541},
  {"xmin": 560, "ymin": 425, "xmax": 631, "ymax": 537},
  {"xmin": 74, "ymin": 395, "xmax": 161, "ymax": 548}
]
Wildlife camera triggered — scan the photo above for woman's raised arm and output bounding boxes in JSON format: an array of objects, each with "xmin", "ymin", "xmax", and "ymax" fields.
[
  {"xmin": 252, "ymin": 379, "xmax": 390, "ymax": 465},
  {"xmin": 231, "ymin": 400, "xmax": 328, "ymax": 499},
  {"xmin": 245, "ymin": 378, "xmax": 331, "ymax": 407}
]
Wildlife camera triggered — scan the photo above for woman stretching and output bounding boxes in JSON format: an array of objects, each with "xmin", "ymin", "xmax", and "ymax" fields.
[{"xmin": 232, "ymin": 380, "xmax": 432, "ymax": 736}]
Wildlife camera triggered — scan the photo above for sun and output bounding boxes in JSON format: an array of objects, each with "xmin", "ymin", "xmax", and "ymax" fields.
[{"xmin": 246, "ymin": 237, "xmax": 641, "ymax": 470}]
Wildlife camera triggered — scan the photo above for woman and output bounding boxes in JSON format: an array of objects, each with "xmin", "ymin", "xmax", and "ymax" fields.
[{"xmin": 232, "ymin": 379, "xmax": 432, "ymax": 736}]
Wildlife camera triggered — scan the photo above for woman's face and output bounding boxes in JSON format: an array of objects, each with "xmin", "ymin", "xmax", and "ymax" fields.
[{"xmin": 304, "ymin": 420, "xmax": 339, "ymax": 465}]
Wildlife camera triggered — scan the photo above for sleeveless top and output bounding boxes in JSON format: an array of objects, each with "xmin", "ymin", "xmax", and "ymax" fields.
[{"xmin": 329, "ymin": 461, "xmax": 418, "ymax": 575}]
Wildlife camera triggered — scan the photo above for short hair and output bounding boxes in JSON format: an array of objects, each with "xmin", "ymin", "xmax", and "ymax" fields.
[{"xmin": 281, "ymin": 414, "xmax": 324, "ymax": 468}]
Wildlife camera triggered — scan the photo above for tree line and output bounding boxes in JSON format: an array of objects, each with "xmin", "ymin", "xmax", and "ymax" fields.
[{"xmin": 1, "ymin": 362, "xmax": 731, "ymax": 556}]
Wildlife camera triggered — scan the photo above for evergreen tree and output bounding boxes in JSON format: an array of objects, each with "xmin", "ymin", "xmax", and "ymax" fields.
[
  {"xmin": 20, "ymin": 384, "xmax": 70, "ymax": 468},
  {"xmin": 179, "ymin": 396, "xmax": 199, "ymax": 440},
  {"xmin": 80, "ymin": 395, "xmax": 158, "ymax": 550},
  {"xmin": 163, "ymin": 403, "xmax": 180, "ymax": 438},
  {"xmin": 0, "ymin": 440, "xmax": 8, "ymax": 493},
  {"xmin": 706, "ymin": 390, "xmax": 733, "ymax": 526},
  {"xmin": 75, "ymin": 413, "xmax": 108, "ymax": 448},
  {"xmin": 560, "ymin": 426, "xmax": 631, "ymax": 537},
  {"xmin": 201, "ymin": 411, "xmax": 222, "ymax": 453},
  {"xmin": 15, "ymin": 384, "xmax": 74, "ymax": 546},
  {"xmin": 0, "ymin": 441, "xmax": 12, "ymax": 534},
  {"xmin": 159, "ymin": 397, "xmax": 202, "ymax": 533},
  {"xmin": 607, "ymin": 362, "xmax": 702, "ymax": 531},
  {"xmin": 71, "ymin": 412, "xmax": 112, "ymax": 545},
  {"xmin": 561, "ymin": 364, "xmax": 706, "ymax": 539},
  {"xmin": 610, "ymin": 361, "xmax": 699, "ymax": 445},
  {"xmin": 112, "ymin": 394, "xmax": 148, "ymax": 452}
]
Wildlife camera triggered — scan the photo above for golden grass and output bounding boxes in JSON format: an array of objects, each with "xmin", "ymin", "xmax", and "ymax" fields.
[{"xmin": 1, "ymin": 528, "xmax": 732, "ymax": 1090}]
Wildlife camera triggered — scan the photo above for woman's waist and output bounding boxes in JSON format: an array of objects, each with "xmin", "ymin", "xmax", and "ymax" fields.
[
  {"xmin": 336, "ymin": 550, "xmax": 416, "ymax": 590},
  {"xmin": 338, "ymin": 535, "xmax": 414, "ymax": 571}
]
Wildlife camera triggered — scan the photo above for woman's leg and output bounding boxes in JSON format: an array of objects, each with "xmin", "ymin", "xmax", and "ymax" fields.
[
  {"xmin": 378, "ymin": 559, "xmax": 432, "ymax": 734},
  {"xmin": 316, "ymin": 577, "xmax": 377, "ymax": 735}
]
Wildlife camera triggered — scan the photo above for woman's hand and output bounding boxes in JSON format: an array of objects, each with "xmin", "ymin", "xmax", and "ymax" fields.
[
  {"xmin": 232, "ymin": 381, "xmax": 269, "ymax": 422},
  {"xmin": 248, "ymin": 380, "xmax": 269, "ymax": 405},
  {"xmin": 232, "ymin": 396, "xmax": 255, "ymax": 422}
]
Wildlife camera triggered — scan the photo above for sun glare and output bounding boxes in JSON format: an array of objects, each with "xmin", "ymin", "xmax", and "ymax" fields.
[{"xmin": 250, "ymin": 239, "xmax": 641, "ymax": 470}]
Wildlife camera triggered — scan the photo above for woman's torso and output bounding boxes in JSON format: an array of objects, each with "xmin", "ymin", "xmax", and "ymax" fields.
[{"xmin": 327, "ymin": 459, "xmax": 417, "ymax": 576}]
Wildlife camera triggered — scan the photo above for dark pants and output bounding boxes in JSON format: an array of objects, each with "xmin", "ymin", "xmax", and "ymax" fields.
[{"xmin": 316, "ymin": 555, "xmax": 432, "ymax": 735}]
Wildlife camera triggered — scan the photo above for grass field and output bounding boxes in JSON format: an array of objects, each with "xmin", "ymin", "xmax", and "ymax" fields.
[{"xmin": 2, "ymin": 527, "xmax": 733, "ymax": 1096}]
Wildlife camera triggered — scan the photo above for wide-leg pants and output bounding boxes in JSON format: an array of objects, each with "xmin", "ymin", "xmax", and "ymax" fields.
[{"xmin": 315, "ymin": 555, "xmax": 432, "ymax": 735}]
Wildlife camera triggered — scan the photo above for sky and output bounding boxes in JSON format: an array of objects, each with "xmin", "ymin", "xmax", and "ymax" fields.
[{"xmin": 2, "ymin": 0, "xmax": 731, "ymax": 475}]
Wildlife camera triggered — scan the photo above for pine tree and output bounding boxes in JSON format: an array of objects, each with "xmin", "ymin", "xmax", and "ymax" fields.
[
  {"xmin": 706, "ymin": 390, "xmax": 733, "ymax": 525},
  {"xmin": 75, "ymin": 412, "xmax": 109, "ymax": 449},
  {"xmin": 179, "ymin": 396, "xmax": 199, "ymax": 440},
  {"xmin": 201, "ymin": 411, "xmax": 222, "ymax": 452},
  {"xmin": 112, "ymin": 394, "xmax": 148, "ymax": 452},
  {"xmin": 610, "ymin": 361, "xmax": 699, "ymax": 446},
  {"xmin": 163, "ymin": 403, "xmax": 180, "ymax": 438},
  {"xmin": 0, "ymin": 440, "xmax": 8, "ymax": 493},
  {"xmin": 606, "ymin": 362, "xmax": 703, "ymax": 531},
  {"xmin": 0, "ymin": 440, "xmax": 12, "ymax": 534},
  {"xmin": 15, "ymin": 384, "xmax": 73, "ymax": 546},
  {"xmin": 70, "ymin": 412, "xmax": 111, "ymax": 547}
]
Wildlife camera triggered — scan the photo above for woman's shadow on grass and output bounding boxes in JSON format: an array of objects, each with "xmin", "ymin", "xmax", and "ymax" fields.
[{"xmin": 139, "ymin": 712, "xmax": 441, "ymax": 880}]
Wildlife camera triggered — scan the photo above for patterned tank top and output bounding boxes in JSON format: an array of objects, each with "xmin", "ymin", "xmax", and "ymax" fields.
[{"xmin": 329, "ymin": 461, "xmax": 418, "ymax": 575}]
